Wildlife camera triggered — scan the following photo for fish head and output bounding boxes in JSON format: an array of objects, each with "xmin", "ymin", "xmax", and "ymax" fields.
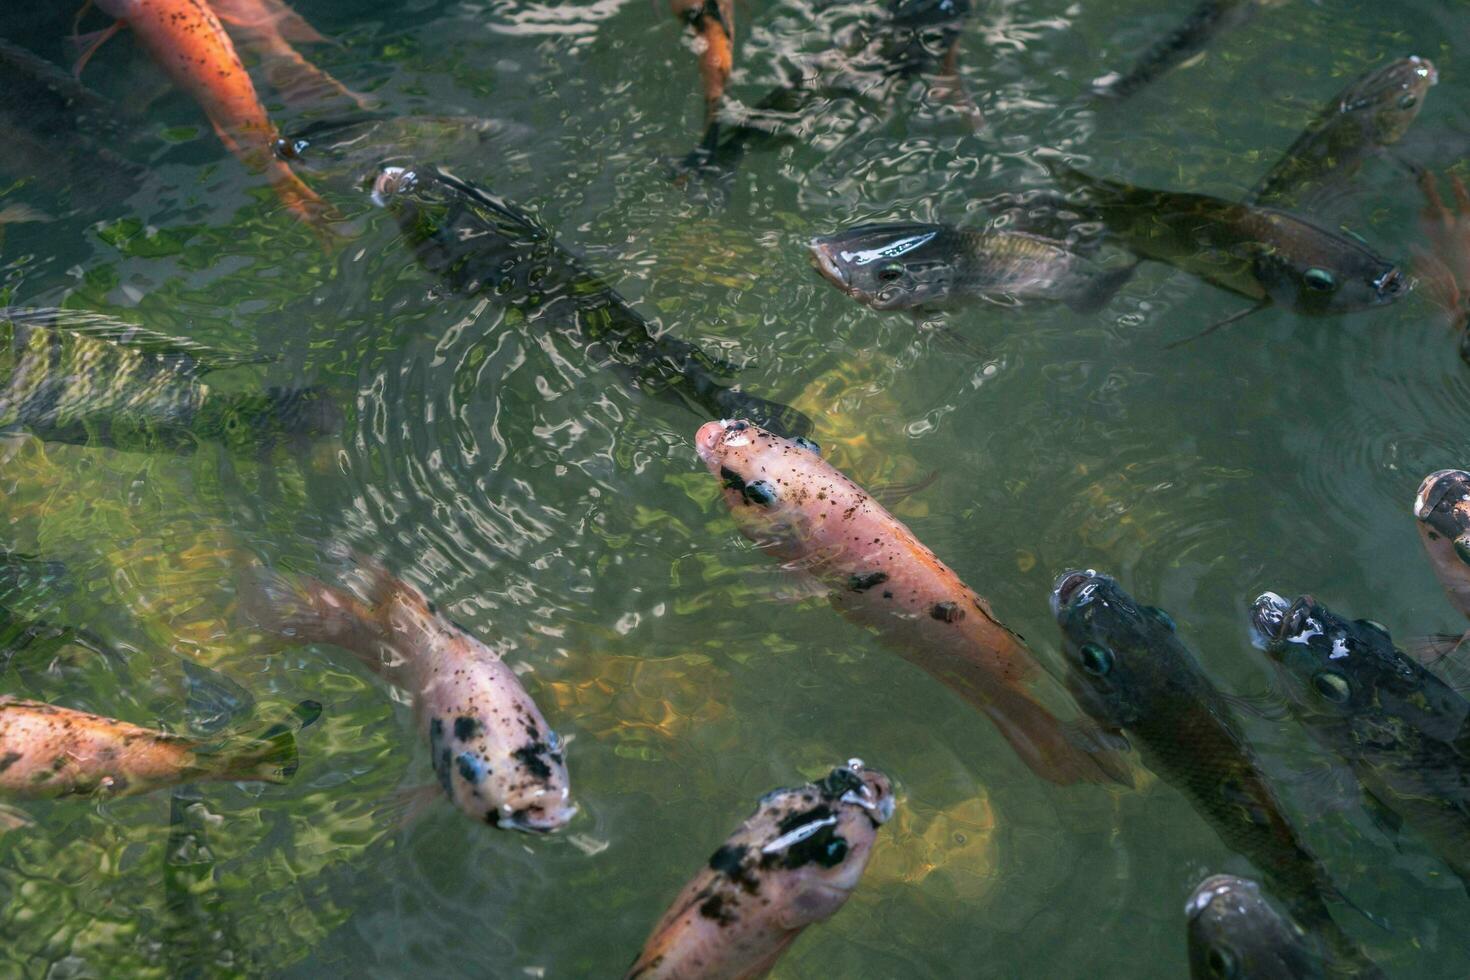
[
  {"xmin": 1337, "ymin": 56, "xmax": 1437, "ymax": 147},
  {"xmin": 1185, "ymin": 875, "xmax": 1321, "ymax": 980},
  {"xmin": 1414, "ymin": 469, "xmax": 1470, "ymax": 581},
  {"xmin": 1249, "ymin": 592, "xmax": 1406, "ymax": 718},
  {"xmin": 1050, "ymin": 570, "xmax": 1187, "ymax": 731},
  {"xmin": 1249, "ymin": 235, "xmax": 1406, "ymax": 315},
  {"xmin": 695, "ymin": 419, "xmax": 824, "ymax": 551},
  {"xmin": 493, "ymin": 728, "xmax": 578, "ymax": 834},
  {"xmin": 743, "ymin": 760, "xmax": 894, "ymax": 928},
  {"xmin": 808, "ymin": 224, "xmax": 958, "ymax": 310}
]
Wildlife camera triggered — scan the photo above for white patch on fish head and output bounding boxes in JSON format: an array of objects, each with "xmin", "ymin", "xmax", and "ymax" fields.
[{"xmin": 838, "ymin": 231, "xmax": 938, "ymax": 267}]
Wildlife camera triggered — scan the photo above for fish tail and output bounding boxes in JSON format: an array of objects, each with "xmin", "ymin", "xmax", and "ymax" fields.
[
  {"xmin": 977, "ymin": 683, "xmax": 1135, "ymax": 787},
  {"xmin": 214, "ymin": 700, "xmax": 321, "ymax": 784},
  {"xmin": 237, "ymin": 563, "xmax": 378, "ymax": 651}
]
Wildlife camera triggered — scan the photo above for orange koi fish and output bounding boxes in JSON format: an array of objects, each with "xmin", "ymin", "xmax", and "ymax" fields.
[
  {"xmin": 670, "ymin": 0, "xmax": 734, "ymax": 125},
  {"xmin": 79, "ymin": 0, "xmax": 332, "ymax": 230}
]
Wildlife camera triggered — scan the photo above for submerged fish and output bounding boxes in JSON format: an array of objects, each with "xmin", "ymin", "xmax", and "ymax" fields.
[
  {"xmin": 695, "ymin": 419, "xmax": 1130, "ymax": 786},
  {"xmin": 1412, "ymin": 171, "xmax": 1470, "ymax": 360},
  {"xmin": 371, "ymin": 165, "xmax": 812, "ymax": 438},
  {"xmin": 1252, "ymin": 591, "xmax": 1470, "ymax": 894},
  {"xmin": 1187, "ymin": 875, "xmax": 1326, "ymax": 980},
  {"xmin": 81, "ymin": 0, "xmax": 332, "ymax": 230},
  {"xmin": 1414, "ymin": 469, "xmax": 1470, "ymax": 621},
  {"xmin": 0, "ymin": 695, "xmax": 316, "ymax": 799},
  {"xmin": 1050, "ymin": 163, "xmax": 1406, "ymax": 323},
  {"xmin": 244, "ymin": 557, "xmax": 576, "ymax": 832},
  {"xmin": 1253, "ymin": 57, "xmax": 1436, "ymax": 210},
  {"xmin": 209, "ymin": 0, "xmax": 371, "ymax": 109},
  {"xmin": 0, "ymin": 308, "xmax": 339, "ymax": 453},
  {"xmin": 1052, "ymin": 571, "xmax": 1374, "ymax": 975},
  {"xmin": 625, "ymin": 760, "xmax": 894, "ymax": 980},
  {"xmin": 808, "ymin": 222, "xmax": 1128, "ymax": 312},
  {"xmin": 670, "ymin": 0, "xmax": 736, "ymax": 127},
  {"xmin": 1090, "ymin": 0, "xmax": 1280, "ymax": 103}
]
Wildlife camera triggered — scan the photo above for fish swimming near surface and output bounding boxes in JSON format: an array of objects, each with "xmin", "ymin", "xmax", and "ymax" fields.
[
  {"xmin": 625, "ymin": 759, "xmax": 894, "ymax": 980},
  {"xmin": 1047, "ymin": 160, "xmax": 1406, "ymax": 340},
  {"xmin": 1187, "ymin": 875, "xmax": 1327, "ymax": 980},
  {"xmin": 76, "ymin": 0, "xmax": 332, "ymax": 230},
  {"xmin": 371, "ymin": 165, "xmax": 813, "ymax": 439},
  {"xmin": 808, "ymin": 222, "xmax": 1131, "ymax": 313},
  {"xmin": 1089, "ymin": 0, "xmax": 1283, "ymax": 103},
  {"xmin": 695, "ymin": 419, "xmax": 1131, "ymax": 787},
  {"xmin": 670, "ymin": 0, "xmax": 736, "ymax": 128},
  {"xmin": 0, "ymin": 695, "xmax": 318, "ymax": 800},
  {"xmin": 1052, "ymin": 571, "xmax": 1376, "ymax": 976},
  {"xmin": 207, "ymin": 0, "xmax": 371, "ymax": 109},
  {"xmin": 1413, "ymin": 469, "xmax": 1470, "ymax": 622},
  {"xmin": 1252, "ymin": 57, "xmax": 1437, "ymax": 211},
  {"xmin": 1252, "ymin": 590, "xmax": 1470, "ymax": 897},
  {"xmin": 0, "ymin": 307, "xmax": 340, "ymax": 454},
  {"xmin": 242, "ymin": 556, "xmax": 576, "ymax": 833}
]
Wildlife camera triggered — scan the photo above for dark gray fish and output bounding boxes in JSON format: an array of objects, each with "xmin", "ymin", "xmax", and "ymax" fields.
[
  {"xmin": 0, "ymin": 308, "xmax": 340, "ymax": 453},
  {"xmin": 677, "ymin": 0, "xmax": 975, "ymax": 185},
  {"xmin": 808, "ymin": 222, "xmax": 1129, "ymax": 312},
  {"xmin": 1413, "ymin": 469, "xmax": 1470, "ymax": 623},
  {"xmin": 1052, "ymin": 571, "xmax": 1377, "ymax": 978},
  {"xmin": 1252, "ymin": 591, "xmax": 1470, "ymax": 895},
  {"xmin": 1252, "ymin": 57, "xmax": 1437, "ymax": 210},
  {"xmin": 1187, "ymin": 875, "xmax": 1326, "ymax": 980},
  {"xmin": 1090, "ymin": 0, "xmax": 1279, "ymax": 103},
  {"xmin": 370, "ymin": 165, "xmax": 813, "ymax": 438},
  {"xmin": 1049, "ymin": 163, "xmax": 1406, "ymax": 320}
]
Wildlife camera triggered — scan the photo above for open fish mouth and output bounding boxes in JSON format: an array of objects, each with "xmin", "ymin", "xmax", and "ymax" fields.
[
  {"xmin": 1050, "ymin": 569, "xmax": 1097, "ymax": 617},
  {"xmin": 371, "ymin": 166, "xmax": 416, "ymax": 207},
  {"xmin": 1414, "ymin": 469, "xmax": 1470, "ymax": 524},
  {"xmin": 808, "ymin": 239, "xmax": 853, "ymax": 293},
  {"xmin": 1249, "ymin": 591, "xmax": 1292, "ymax": 649},
  {"xmin": 498, "ymin": 800, "xmax": 579, "ymax": 834}
]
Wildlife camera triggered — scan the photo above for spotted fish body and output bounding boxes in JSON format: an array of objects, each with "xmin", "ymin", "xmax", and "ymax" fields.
[
  {"xmin": 1252, "ymin": 592, "xmax": 1470, "ymax": 894},
  {"xmin": 1186, "ymin": 875, "xmax": 1326, "ymax": 980},
  {"xmin": 1252, "ymin": 57, "xmax": 1436, "ymax": 211},
  {"xmin": 1049, "ymin": 165, "xmax": 1406, "ymax": 315},
  {"xmin": 626, "ymin": 760, "xmax": 894, "ymax": 980},
  {"xmin": 0, "ymin": 308, "xmax": 337, "ymax": 453},
  {"xmin": 1413, "ymin": 469, "xmax": 1470, "ymax": 621},
  {"xmin": 0, "ymin": 696, "xmax": 302, "ymax": 799},
  {"xmin": 247, "ymin": 560, "xmax": 575, "ymax": 832},
  {"xmin": 694, "ymin": 419, "xmax": 1130, "ymax": 787},
  {"xmin": 371, "ymin": 166, "xmax": 813, "ymax": 439},
  {"xmin": 1052, "ymin": 572, "xmax": 1377, "ymax": 978}
]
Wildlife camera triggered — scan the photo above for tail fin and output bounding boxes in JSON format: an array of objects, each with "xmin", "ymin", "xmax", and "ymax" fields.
[
  {"xmin": 214, "ymin": 700, "xmax": 322, "ymax": 784},
  {"xmin": 977, "ymin": 683, "xmax": 1136, "ymax": 787},
  {"xmin": 237, "ymin": 563, "xmax": 376, "ymax": 650}
]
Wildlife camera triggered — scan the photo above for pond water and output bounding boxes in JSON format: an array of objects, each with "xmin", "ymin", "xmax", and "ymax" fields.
[{"xmin": 2, "ymin": 0, "xmax": 1469, "ymax": 976}]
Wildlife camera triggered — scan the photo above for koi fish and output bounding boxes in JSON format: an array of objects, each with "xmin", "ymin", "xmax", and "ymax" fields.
[
  {"xmin": 670, "ymin": 0, "xmax": 735, "ymax": 127},
  {"xmin": 694, "ymin": 419, "xmax": 1131, "ymax": 787},
  {"xmin": 81, "ymin": 0, "xmax": 332, "ymax": 229},
  {"xmin": 243, "ymin": 556, "xmax": 576, "ymax": 833},
  {"xmin": 626, "ymin": 760, "xmax": 894, "ymax": 979},
  {"xmin": 208, "ymin": 0, "xmax": 371, "ymax": 108},
  {"xmin": 0, "ymin": 695, "xmax": 317, "ymax": 799}
]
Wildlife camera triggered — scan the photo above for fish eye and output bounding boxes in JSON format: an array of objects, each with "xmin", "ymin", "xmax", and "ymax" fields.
[
  {"xmin": 1398, "ymin": 93, "xmax": 1418, "ymax": 110},
  {"xmin": 877, "ymin": 264, "xmax": 905, "ymax": 283},
  {"xmin": 1206, "ymin": 945, "xmax": 1239, "ymax": 979},
  {"xmin": 1311, "ymin": 671, "xmax": 1352, "ymax": 704},
  {"xmin": 1080, "ymin": 643, "xmax": 1114, "ymax": 676},
  {"xmin": 1303, "ymin": 268, "xmax": 1337, "ymax": 292},
  {"xmin": 1142, "ymin": 606, "xmax": 1175, "ymax": 632}
]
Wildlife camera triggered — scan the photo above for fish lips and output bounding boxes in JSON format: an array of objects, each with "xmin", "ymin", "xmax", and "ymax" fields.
[
  {"xmin": 808, "ymin": 238, "xmax": 856, "ymax": 294},
  {"xmin": 370, "ymin": 166, "xmax": 417, "ymax": 207},
  {"xmin": 1050, "ymin": 568, "xmax": 1101, "ymax": 618},
  {"xmin": 1249, "ymin": 591, "xmax": 1294, "ymax": 651}
]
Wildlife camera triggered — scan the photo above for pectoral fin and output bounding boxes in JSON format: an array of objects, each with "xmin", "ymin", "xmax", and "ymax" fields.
[{"xmin": 1162, "ymin": 300, "xmax": 1270, "ymax": 350}]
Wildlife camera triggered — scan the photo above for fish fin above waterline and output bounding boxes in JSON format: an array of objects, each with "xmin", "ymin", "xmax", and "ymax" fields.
[
  {"xmin": 978, "ymin": 683, "xmax": 1136, "ymax": 787},
  {"xmin": 0, "ymin": 308, "xmax": 278, "ymax": 375},
  {"xmin": 1162, "ymin": 300, "xmax": 1270, "ymax": 350}
]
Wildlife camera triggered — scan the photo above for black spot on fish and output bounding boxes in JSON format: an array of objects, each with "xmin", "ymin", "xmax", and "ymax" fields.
[
  {"xmin": 882, "ymin": 591, "xmax": 893, "ymax": 599},
  {"xmin": 425, "ymin": 600, "xmax": 438, "ymax": 614},
  {"xmin": 457, "ymin": 753, "xmax": 484, "ymax": 784},
  {"xmin": 931, "ymin": 601, "xmax": 964, "ymax": 623},
  {"xmin": 720, "ymin": 466, "xmax": 746, "ymax": 492},
  {"xmin": 512, "ymin": 742, "xmax": 553, "ymax": 781},
  {"xmin": 0, "ymin": 752, "xmax": 21, "ymax": 774},
  {"xmin": 429, "ymin": 718, "xmax": 454, "ymax": 797},
  {"xmin": 818, "ymin": 767, "xmax": 865, "ymax": 798},
  {"xmin": 699, "ymin": 893, "xmax": 736, "ymax": 925},
  {"xmin": 708, "ymin": 843, "xmax": 748, "ymax": 877},
  {"xmin": 778, "ymin": 804, "xmax": 832, "ymax": 835},
  {"xmin": 742, "ymin": 480, "xmax": 778, "ymax": 506},
  {"xmin": 454, "ymin": 716, "xmax": 482, "ymax": 741},
  {"xmin": 849, "ymin": 571, "xmax": 889, "ymax": 593},
  {"xmin": 763, "ymin": 806, "xmax": 850, "ymax": 871}
]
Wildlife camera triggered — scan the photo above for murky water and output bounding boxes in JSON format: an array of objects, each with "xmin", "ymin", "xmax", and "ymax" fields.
[{"xmin": 3, "ymin": 0, "xmax": 1470, "ymax": 975}]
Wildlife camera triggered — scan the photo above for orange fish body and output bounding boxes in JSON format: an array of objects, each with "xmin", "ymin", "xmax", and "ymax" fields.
[
  {"xmin": 92, "ymin": 0, "xmax": 329, "ymax": 228},
  {"xmin": 670, "ymin": 0, "xmax": 734, "ymax": 124},
  {"xmin": 0, "ymin": 696, "xmax": 299, "ymax": 799},
  {"xmin": 695, "ymin": 419, "xmax": 1131, "ymax": 787},
  {"xmin": 208, "ymin": 0, "xmax": 372, "ymax": 109}
]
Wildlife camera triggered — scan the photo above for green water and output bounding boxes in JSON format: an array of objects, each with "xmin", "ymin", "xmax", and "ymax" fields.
[{"xmin": 2, "ymin": 0, "xmax": 1470, "ymax": 975}]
